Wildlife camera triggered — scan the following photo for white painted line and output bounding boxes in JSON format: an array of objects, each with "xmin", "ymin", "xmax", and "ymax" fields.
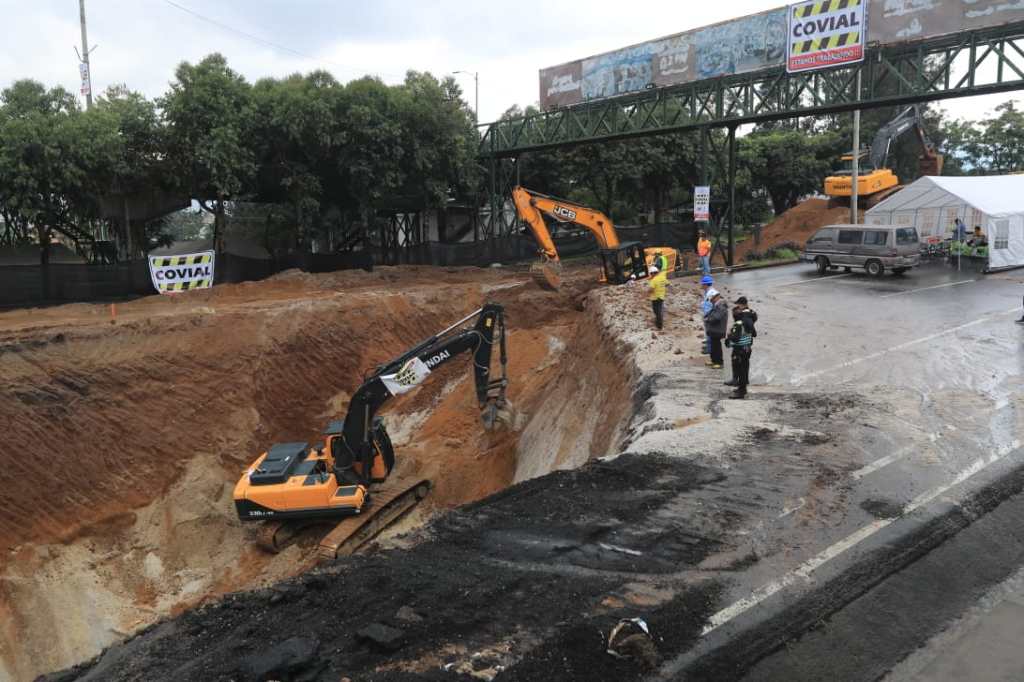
[
  {"xmin": 792, "ymin": 307, "xmax": 1020, "ymax": 384},
  {"xmin": 701, "ymin": 439, "xmax": 1021, "ymax": 636},
  {"xmin": 771, "ymin": 274, "xmax": 852, "ymax": 288},
  {"xmin": 881, "ymin": 280, "xmax": 974, "ymax": 298},
  {"xmin": 851, "ymin": 446, "xmax": 915, "ymax": 480}
]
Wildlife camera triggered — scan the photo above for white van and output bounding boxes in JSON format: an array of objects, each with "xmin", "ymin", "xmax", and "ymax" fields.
[{"xmin": 802, "ymin": 224, "xmax": 921, "ymax": 276}]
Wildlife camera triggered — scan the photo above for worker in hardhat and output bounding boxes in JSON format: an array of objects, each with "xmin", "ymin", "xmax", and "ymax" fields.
[
  {"xmin": 700, "ymin": 275, "xmax": 714, "ymax": 354},
  {"xmin": 648, "ymin": 264, "xmax": 668, "ymax": 330}
]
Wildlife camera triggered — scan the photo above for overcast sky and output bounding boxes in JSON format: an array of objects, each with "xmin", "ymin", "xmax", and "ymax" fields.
[{"xmin": 0, "ymin": 0, "xmax": 1018, "ymax": 124}]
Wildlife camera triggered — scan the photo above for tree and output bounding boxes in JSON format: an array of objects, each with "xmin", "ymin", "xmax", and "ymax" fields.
[
  {"xmin": 0, "ymin": 80, "xmax": 122, "ymax": 264},
  {"xmin": 740, "ymin": 129, "xmax": 838, "ymax": 215},
  {"xmin": 943, "ymin": 102, "xmax": 1024, "ymax": 174},
  {"xmin": 160, "ymin": 54, "xmax": 257, "ymax": 252}
]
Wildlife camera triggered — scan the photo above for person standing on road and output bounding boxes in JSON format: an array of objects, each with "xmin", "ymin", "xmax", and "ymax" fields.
[
  {"xmin": 648, "ymin": 264, "xmax": 668, "ymax": 330},
  {"xmin": 704, "ymin": 289, "xmax": 728, "ymax": 369},
  {"xmin": 700, "ymin": 275, "xmax": 714, "ymax": 354},
  {"xmin": 697, "ymin": 231, "xmax": 712, "ymax": 276},
  {"xmin": 725, "ymin": 297, "xmax": 757, "ymax": 399},
  {"xmin": 954, "ymin": 217, "xmax": 967, "ymax": 242}
]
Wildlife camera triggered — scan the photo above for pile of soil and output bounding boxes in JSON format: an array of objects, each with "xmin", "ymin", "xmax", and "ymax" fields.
[{"xmin": 727, "ymin": 199, "xmax": 864, "ymax": 263}]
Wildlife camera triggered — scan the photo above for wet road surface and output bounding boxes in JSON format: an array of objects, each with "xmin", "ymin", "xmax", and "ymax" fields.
[{"xmin": 655, "ymin": 261, "xmax": 1024, "ymax": 680}]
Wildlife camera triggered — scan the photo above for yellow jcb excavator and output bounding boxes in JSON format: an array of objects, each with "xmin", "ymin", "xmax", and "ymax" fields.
[
  {"xmin": 233, "ymin": 303, "xmax": 509, "ymax": 561},
  {"xmin": 825, "ymin": 105, "xmax": 944, "ymax": 207},
  {"xmin": 512, "ymin": 186, "xmax": 681, "ymax": 290}
]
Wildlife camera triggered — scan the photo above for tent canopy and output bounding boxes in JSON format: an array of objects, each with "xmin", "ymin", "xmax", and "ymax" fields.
[{"xmin": 866, "ymin": 175, "xmax": 1024, "ymax": 271}]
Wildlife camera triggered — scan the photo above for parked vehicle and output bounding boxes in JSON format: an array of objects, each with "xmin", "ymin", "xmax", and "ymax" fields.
[{"xmin": 802, "ymin": 224, "xmax": 920, "ymax": 276}]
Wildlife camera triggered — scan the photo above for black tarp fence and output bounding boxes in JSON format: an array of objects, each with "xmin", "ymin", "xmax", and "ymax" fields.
[
  {"xmin": 385, "ymin": 223, "xmax": 698, "ymax": 267},
  {"xmin": 0, "ymin": 222, "xmax": 695, "ymax": 307}
]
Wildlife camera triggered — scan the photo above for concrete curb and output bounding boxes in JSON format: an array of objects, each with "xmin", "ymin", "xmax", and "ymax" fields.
[{"xmin": 675, "ymin": 259, "xmax": 801, "ymax": 278}]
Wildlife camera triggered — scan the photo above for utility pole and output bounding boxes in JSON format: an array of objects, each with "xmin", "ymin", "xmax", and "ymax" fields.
[
  {"xmin": 78, "ymin": 0, "xmax": 93, "ymax": 109},
  {"xmin": 850, "ymin": 70, "xmax": 861, "ymax": 224}
]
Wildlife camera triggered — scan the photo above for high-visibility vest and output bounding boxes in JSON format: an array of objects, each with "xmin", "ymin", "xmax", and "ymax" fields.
[
  {"xmin": 697, "ymin": 239, "xmax": 711, "ymax": 257},
  {"xmin": 648, "ymin": 270, "xmax": 668, "ymax": 300}
]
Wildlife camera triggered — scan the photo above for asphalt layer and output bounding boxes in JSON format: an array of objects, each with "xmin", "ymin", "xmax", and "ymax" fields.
[{"xmin": 47, "ymin": 260, "xmax": 1024, "ymax": 681}]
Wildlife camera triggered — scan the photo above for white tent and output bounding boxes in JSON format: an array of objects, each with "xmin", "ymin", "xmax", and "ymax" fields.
[{"xmin": 865, "ymin": 175, "xmax": 1024, "ymax": 271}]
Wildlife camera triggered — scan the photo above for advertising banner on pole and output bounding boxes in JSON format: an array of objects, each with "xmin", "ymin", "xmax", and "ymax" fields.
[
  {"xmin": 787, "ymin": 0, "xmax": 867, "ymax": 73},
  {"xmin": 79, "ymin": 62, "xmax": 91, "ymax": 97},
  {"xmin": 148, "ymin": 251, "xmax": 215, "ymax": 294},
  {"xmin": 694, "ymin": 186, "xmax": 710, "ymax": 222}
]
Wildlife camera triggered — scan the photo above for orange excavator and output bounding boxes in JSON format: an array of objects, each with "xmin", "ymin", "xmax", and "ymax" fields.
[
  {"xmin": 824, "ymin": 105, "xmax": 944, "ymax": 207},
  {"xmin": 512, "ymin": 186, "xmax": 681, "ymax": 290},
  {"xmin": 233, "ymin": 303, "xmax": 509, "ymax": 560}
]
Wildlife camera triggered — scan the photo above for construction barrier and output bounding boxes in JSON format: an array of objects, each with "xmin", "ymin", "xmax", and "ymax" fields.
[{"xmin": 0, "ymin": 222, "xmax": 694, "ymax": 308}]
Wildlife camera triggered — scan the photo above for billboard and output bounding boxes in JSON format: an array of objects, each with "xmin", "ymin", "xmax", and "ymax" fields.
[
  {"xmin": 538, "ymin": 0, "xmax": 1024, "ymax": 110},
  {"xmin": 787, "ymin": 0, "xmax": 866, "ymax": 73},
  {"xmin": 869, "ymin": 0, "xmax": 1024, "ymax": 45},
  {"xmin": 539, "ymin": 7, "xmax": 787, "ymax": 108}
]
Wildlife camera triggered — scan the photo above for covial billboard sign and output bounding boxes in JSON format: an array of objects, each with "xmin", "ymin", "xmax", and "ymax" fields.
[{"xmin": 786, "ymin": 0, "xmax": 867, "ymax": 73}]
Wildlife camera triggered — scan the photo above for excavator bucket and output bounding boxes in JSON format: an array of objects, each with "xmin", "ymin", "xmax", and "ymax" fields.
[{"xmin": 530, "ymin": 260, "xmax": 562, "ymax": 291}]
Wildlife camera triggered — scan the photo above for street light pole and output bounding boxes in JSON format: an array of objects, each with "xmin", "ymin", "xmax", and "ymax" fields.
[
  {"xmin": 454, "ymin": 70, "xmax": 479, "ymax": 123},
  {"xmin": 78, "ymin": 0, "xmax": 93, "ymax": 109}
]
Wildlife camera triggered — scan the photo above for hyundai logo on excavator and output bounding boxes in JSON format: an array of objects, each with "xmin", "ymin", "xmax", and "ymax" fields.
[
  {"xmin": 553, "ymin": 205, "xmax": 577, "ymax": 222},
  {"xmin": 424, "ymin": 349, "xmax": 452, "ymax": 368}
]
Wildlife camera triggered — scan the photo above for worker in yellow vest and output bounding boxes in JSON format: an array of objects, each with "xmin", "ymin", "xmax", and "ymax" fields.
[
  {"xmin": 648, "ymin": 262, "xmax": 669, "ymax": 330},
  {"xmin": 697, "ymin": 231, "xmax": 712, "ymax": 276}
]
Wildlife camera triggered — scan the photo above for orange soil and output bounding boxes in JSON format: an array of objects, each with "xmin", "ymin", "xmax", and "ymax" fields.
[{"xmin": 719, "ymin": 198, "xmax": 864, "ymax": 264}]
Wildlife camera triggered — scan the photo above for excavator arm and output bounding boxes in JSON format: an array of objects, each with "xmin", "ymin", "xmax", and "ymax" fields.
[
  {"xmin": 869, "ymin": 105, "xmax": 943, "ymax": 174},
  {"xmin": 332, "ymin": 304, "xmax": 508, "ymax": 486},
  {"xmin": 511, "ymin": 186, "xmax": 679, "ymax": 289},
  {"xmin": 511, "ymin": 186, "xmax": 621, "ymax": 260}
]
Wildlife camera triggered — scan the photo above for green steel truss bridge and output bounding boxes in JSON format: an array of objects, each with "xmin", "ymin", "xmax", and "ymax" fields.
[{"xmin": 476, "ymin": 21, "xmax": 1024, "ymax": 262}]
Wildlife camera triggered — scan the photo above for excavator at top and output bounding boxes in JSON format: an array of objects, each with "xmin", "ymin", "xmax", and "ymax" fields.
[
  {"xmin": 824, "ymin": 105, "xmax": 944, "ymax": 208},
  {"xmin": 512, "ymin": 186, "xmax": 681, "ymax": 291},
  {"xmin": 233, "ymin": 303, "xmax": 509, "ymax": 560}
]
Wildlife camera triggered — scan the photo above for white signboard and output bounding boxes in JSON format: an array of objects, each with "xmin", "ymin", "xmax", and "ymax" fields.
[
  {"xmin": 694, "ymin": 186, "xmax": 710, "ymax": 222},
  {"xmin": 787, "ymin": 0, "xmax": 867, "ymax": 74},
  {"xmin": 148, "ymin": 251, "xmax": 215, "ymax": 294},
  {"xmin": 380, "ymin": 358, "xmax": 431, "ymax": 396},
  {"xmin": 79, "ymin": 62, "xmax": 91, "ymax": 97}
]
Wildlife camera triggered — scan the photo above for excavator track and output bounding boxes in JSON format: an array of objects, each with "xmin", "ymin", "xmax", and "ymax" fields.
[
  {"xmin": 251, "ymin": 518, "xmax": 335, "ymax": 554},
  {"xmin": 315, "ymin": 478, "xmax": 431, "ymax": 562},
  {"xmin": 530, "ymin": 261, "xmax": 562, "ymax": 291}
]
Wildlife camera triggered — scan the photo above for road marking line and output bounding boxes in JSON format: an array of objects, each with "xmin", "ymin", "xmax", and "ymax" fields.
[
  {"xmin": 771, "ymin": 274, "xmax": 852, "ymax": 288},
  {"xmin": 881, "ymin": 280, "xmax": 974, "ymax": 298},
  {"xmin": 701, "ymin": 439, "xmax": 1021, "ymax": 636},
  {"xmin": 792, "ymin": 307, "xmax": 1020, "ymax": 384},
  {"xmin": 851, "ymin": 446, "xmax": 915, "ymax": 480}
]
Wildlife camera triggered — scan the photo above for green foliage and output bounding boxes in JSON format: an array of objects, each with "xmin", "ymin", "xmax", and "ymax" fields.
[
  {"xmin": 1, "ymin": 48, "xmax": 1018, "ymax": 265},
  {"xmin": 741, "ymin": 128, "xmax": 839, "ymax": 215},
  {"xmin": 943, "ymin": 101, "xmax": 1024, "ymax": 174}
]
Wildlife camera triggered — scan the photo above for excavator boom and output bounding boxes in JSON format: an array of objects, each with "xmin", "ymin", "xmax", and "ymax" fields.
[{"xmin": 512, "ymin": 185, "xmax": 680, "ymax": 290}]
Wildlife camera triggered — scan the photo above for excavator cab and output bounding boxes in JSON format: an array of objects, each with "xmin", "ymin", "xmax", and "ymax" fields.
[{"xmin": 599, "ymin": 242, "xmax": 649, "ymax": 284}]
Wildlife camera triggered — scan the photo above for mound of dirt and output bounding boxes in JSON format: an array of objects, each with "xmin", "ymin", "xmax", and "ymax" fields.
[{"xmin": 729, "ymin": 198, "xmax": 864, "ymax": 263}]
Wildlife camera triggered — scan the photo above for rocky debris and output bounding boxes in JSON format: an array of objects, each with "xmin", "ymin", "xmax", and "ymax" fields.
[
  {"xmin": 242, "ymin": 636, "xmax": 322, "ymax": 680},
  {"xmin": 358, "ymin": 623, "xmax": 406, "ymax": 652},
  {"xmin": 396, "ymin": 606, "xmax": 425, "ymax": 623}
]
